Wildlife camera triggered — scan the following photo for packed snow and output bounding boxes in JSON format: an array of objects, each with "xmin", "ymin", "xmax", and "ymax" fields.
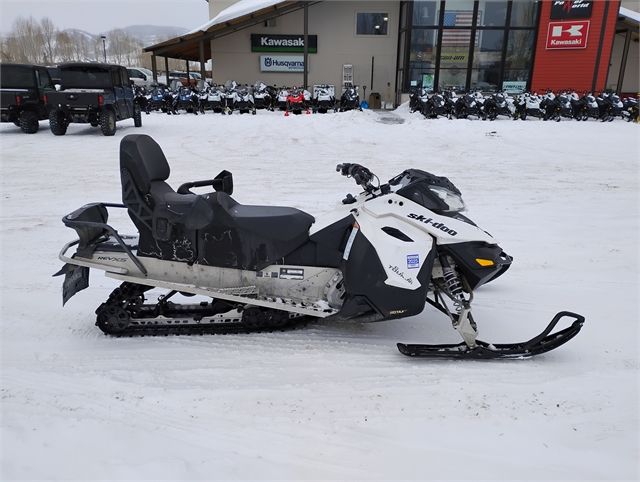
[{"xmin": 1, "ymin": 108, "xmax": 638, "ymax": 481}]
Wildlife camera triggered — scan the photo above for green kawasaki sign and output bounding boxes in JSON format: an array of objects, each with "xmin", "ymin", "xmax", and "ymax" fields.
[{"xmin": 251, "ymin": 34, "xmax": 318, "ymax": 53}]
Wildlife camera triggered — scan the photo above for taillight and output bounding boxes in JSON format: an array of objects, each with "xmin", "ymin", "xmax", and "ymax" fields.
[
  {"xmin": 98, "ymin": 95, "xmax": 104, "ymax": 107},
  {"xmin": 42, "ymin": 94, "xmax": 48, "ymax": 104},
  {"xmin": 15, "ymin": 95, "xmax": 22, "ymax": 105}
]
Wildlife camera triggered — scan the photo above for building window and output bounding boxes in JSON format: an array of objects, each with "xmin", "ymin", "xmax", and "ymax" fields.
[
  {"xmin": 356, "ymin": 12, "xmax": 389, "ymax": 35},
  {"xmin": 399, "ymin": 0, "xmax": 540, "ymax": 92}
]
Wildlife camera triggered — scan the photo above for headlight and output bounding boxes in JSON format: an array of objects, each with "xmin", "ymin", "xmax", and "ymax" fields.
[{"xmin": 429, "ymin": 186, "xmax": 466, "ymax": 213}]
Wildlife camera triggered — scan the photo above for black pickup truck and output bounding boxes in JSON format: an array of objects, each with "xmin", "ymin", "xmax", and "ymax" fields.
[
  {"xmin": 0, "ymin": 63, "xmax": 54, "ymax": 133},
  {"xmin": 47, "ymin": 63, "xmax": 142, "ymax": 136}
]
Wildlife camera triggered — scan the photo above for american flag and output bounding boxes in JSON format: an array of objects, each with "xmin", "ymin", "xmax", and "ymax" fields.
[{"xmin": 442, "ymin": 10, "xmax": 477, "ymax": 46}]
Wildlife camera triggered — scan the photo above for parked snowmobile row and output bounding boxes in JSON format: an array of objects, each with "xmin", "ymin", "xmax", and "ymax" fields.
[
  {"xmin": 54, "ymin": 134, "xmax": 584, "ymax": 359},
  {"xmin": 133, "ymin": 81, "xmax": 364, "ymax": 116},
  {"xmin": 410, "ymin": 88, "xmax": 639, "ymax": 122}
]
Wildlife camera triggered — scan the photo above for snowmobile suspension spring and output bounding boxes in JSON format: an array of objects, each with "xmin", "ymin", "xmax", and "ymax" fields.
[
  {"xmin": 443, "ymin": 267, "xmax": 465, "ymax": 301},
  {"xmin": 440, "ymin": 256, "xmax": 466, "ymax": 310}
]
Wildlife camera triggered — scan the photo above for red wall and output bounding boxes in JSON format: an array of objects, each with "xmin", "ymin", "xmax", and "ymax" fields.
[{"xmin": 531, "ymin": 0, "xmax": 620, "ymax": 92}]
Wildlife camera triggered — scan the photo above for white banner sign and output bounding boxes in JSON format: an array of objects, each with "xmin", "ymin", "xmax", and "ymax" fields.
[
  {"xmin": 502, "ymin": 81, "xmax": 527, "ymax": 93},
  {"xmin": 260, "ymin": 55, "xmax": 305, "ymax": 73}
]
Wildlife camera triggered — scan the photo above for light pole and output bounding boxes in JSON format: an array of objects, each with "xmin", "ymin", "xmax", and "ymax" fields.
[{"xmin": 101, "ymin": 35, "xmax": 107, "ymax": 62}]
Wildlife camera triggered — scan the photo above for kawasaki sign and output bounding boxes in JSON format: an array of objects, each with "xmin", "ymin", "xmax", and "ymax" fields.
[{"xmin": 251, "ymin": 34, "xmax": 318, "ymax": 53}]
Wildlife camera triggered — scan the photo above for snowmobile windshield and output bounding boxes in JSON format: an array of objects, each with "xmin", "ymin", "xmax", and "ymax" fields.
[
  {"xmin": 391, "ymin": 170, "xmax": 466, "ymax": 213},
  {"xmin": 0, "ymin": 65, "xmax": 34, "ymax": 88},
  {"xmin": 60, "ymin": 67, "xmax": 112, "ymax": 89}
]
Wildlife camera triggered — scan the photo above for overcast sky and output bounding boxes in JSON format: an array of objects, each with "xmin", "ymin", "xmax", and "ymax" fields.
[{"xmin": 0, "ymin": 0, "xmax": 209, "ymax": 33}]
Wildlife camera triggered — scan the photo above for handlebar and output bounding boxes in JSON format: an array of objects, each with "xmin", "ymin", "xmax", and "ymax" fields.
[{"xmin": 336, "ymin": 163, "xmax": 376, "ymax": 192}]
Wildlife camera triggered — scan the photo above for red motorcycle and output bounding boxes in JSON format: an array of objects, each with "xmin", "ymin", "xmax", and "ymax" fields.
[{"xmin": 285, "ymin": 87, "xmax": 310, "ymax": 116}]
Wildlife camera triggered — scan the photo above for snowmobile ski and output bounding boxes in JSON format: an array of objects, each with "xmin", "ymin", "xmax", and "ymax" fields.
[{"xmin": 397, "ymin": 311, "xmax": 584, "ymax": 359}]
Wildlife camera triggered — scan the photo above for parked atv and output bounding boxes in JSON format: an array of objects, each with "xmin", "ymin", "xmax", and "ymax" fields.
[
  {"xmin": 0, "ymin": 63, "xmax": 54, "ymax": 133},
  {"xmin": 46, "ymin": 62, "xmax": 141, "ymax": 136}
]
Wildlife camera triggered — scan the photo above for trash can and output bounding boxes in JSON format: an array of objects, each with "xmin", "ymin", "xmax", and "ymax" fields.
[{"xmin": 369, "ymin": 92, "xmax": 382, "ymax": 109}]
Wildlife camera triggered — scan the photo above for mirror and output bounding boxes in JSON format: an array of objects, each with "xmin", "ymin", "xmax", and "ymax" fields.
[{"xmin": 212, "ymin": 170, "xmax": 233, "ymax": 195}]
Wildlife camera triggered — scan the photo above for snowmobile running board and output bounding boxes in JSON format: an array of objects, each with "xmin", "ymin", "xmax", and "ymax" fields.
[{"xmin": 397, "ymin": 311, "xmax": 584, "ymax": 359}]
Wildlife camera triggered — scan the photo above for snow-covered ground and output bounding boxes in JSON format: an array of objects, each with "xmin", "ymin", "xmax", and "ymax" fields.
[{"xmin": 1, "ymin": 108, "xmax": 638, "ymax": 481}]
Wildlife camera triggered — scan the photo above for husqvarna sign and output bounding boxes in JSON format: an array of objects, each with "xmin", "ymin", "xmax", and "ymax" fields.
[
  {"xmin": 260, "ymin": 55, "xmax": 305, "ymax": 73},
  {"xmin": 546, "ymin": 20, "xmax": 590, "ymax": 49}
]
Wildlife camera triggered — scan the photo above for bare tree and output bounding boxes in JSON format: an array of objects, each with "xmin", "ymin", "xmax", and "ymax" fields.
[
  {"xmin": 40, "ymin": 17, "xmax": 57, "ymax": 64},
  {"xmin": 55, "ymin": 31, "xmax": 74, "ymax": 62},
  {"xmin": 12, "ymin": 16, "xmax": 45, "ymax": 64}
]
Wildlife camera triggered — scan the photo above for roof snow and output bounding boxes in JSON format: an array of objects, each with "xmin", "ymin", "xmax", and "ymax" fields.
[
  {"xmin": 186, "ymin": 0, "xmax": 285, "ymax": 35},
  {"xmin": 619, "ymin": 6, "xmax": 640, "ymax": 23}
]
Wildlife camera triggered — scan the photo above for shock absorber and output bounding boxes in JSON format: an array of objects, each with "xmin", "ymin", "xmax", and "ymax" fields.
[{"xmin": 439, "ymin": 255, "xmax": 465, "ymax": 306}]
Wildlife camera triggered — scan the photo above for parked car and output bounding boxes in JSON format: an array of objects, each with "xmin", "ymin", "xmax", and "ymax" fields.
[
  {"xmin": 46, "ymin": 62, "xmax": 142, "ymax": 136},
  {"xmin": 0, "ymin": 63, "xmax": 54, "ymax": 133},
  {"xmin": 127, "ymin": 67, "xmax": 154, "ymax": 88}
]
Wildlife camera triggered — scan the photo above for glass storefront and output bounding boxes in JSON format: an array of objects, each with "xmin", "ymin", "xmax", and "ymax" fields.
[{"xmin": 398, "ymin": 0, "xmax": 540, "ymax": 92}]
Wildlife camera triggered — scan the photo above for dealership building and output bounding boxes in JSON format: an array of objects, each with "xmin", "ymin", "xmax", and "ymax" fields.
[{"xmin": 145, "ymin": 0, "xmax": 639, "ymax": 105}]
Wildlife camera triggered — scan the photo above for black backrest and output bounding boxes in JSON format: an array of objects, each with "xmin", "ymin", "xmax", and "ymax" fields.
[{"xmin": 120, "ymin": 134, "xmax": 170, "ymax": 195}]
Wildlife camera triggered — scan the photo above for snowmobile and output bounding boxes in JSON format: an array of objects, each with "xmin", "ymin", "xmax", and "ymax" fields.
[
  {"xmin": 513, "ymin": 92, "xmax": 543, "ymax": 120},
  {"xmin": 223, "ymin": 80, "xmax": 240, "ymax": 115},
  {"xmin": 276, "ymin": 87, "xmax": 289, "ymax": 111},
  {"xmin": 482, "ymin": 92, "xmax": 514, "ymax": 121},
  {"xmin": 597, "ymin": 92, "xmax": 623, "ymax": 121},
  {"xmin": 55, "ymin": 134, "xmax": 584, "ymax": 359},
  {"xmin": 173, "ymin": 86, "xmax": 199, "ymax": 115},
  {"xmin": 420, "ymin": 91, "xmax": 446, "ymax": 119},
  {"xmin": 411, "ymin": 88, "xmax": 430, "ymax": 115},
  {"xmin": 285, "ymin": 87, "xmax": 309, "ymax": 116},
  {"xmin": 235, "ymin": 85, "xmax": 256, "ymax": 115},
  {"xmin": 339, "ymin": 84, "xmax": 361, "ymax": 111},
  {"xmin": 204, "ymin": 84, "xmax": 225, "ymax": 113},
  {"xmin": 454, "ymin": 92, "xmax": 485, "ymax": 120},
  {"xmin": 253, "ymin": 82, "xmax": 276, "ymax": 110},
  {"xmin": 133, "ymin": 86, "xmax": 148, "ymax": 114},
  {"xmin": 312, "ymin": 85, "xmax": 336, "ymax": 113},
  {"xmin": 622, "ymin": 96, "xmax": 638, "ymax": 122},
  {"xmin": 146, "ymin": 86, "xmax": 170, "ymax": 114}
]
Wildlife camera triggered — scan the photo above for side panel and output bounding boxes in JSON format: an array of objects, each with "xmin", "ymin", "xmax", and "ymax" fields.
[{"xmin": 342, "ymin": 230, "xmax": 434, "ymax": 319}]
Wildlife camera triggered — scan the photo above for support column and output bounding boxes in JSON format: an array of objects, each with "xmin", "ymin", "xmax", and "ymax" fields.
[
  {"xmin": 186, "ymin": 59, "xmax": 190, "ymax": 84},
  {"xmin": 303, "ymin": 2, "xmax": 309, "ymax": 89},
  {"xmin": 164, "ymin": 56, "xmax": 169, "ymax": 86},
  {"xmin": 199, "ymin": 39, "xmax": 206, "ymax": 84},
  {"xmin": 151, "ymin": 54, "xmax": 157, "ymax": 83},
  {"xmin": 617, "ymin": 29, "xmax": 632, "ymax": 93}
]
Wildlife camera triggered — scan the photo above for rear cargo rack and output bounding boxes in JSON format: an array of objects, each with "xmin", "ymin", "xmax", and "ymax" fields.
[{"xmin": 59, "ymin": 202, "xmax": 147, "ymax": 276}]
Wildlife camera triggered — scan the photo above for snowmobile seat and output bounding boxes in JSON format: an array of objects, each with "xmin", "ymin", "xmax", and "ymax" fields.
[
  {"xmin": 120, "ymin": 134, "xmax": 213, "ymax": 261},
  {"xmin": 198, "ymin": 192, "xmax": 315, "ymax": 270}
]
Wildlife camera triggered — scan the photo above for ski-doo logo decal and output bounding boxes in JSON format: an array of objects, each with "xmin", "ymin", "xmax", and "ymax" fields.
[
  {"xmin": 279, "ymin": 268, "xmax": 304, "ymax": 280},
  {"xmin": 407, "ymin": 213, "xmax": 458, "ymax": 236},
  {"xmin": 389, "ymin": 265, "xmax": 414, "ymax": 285},
  {"xmin": 407, "ymin": 254, "xmax": 420, "ymax": 269}
]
